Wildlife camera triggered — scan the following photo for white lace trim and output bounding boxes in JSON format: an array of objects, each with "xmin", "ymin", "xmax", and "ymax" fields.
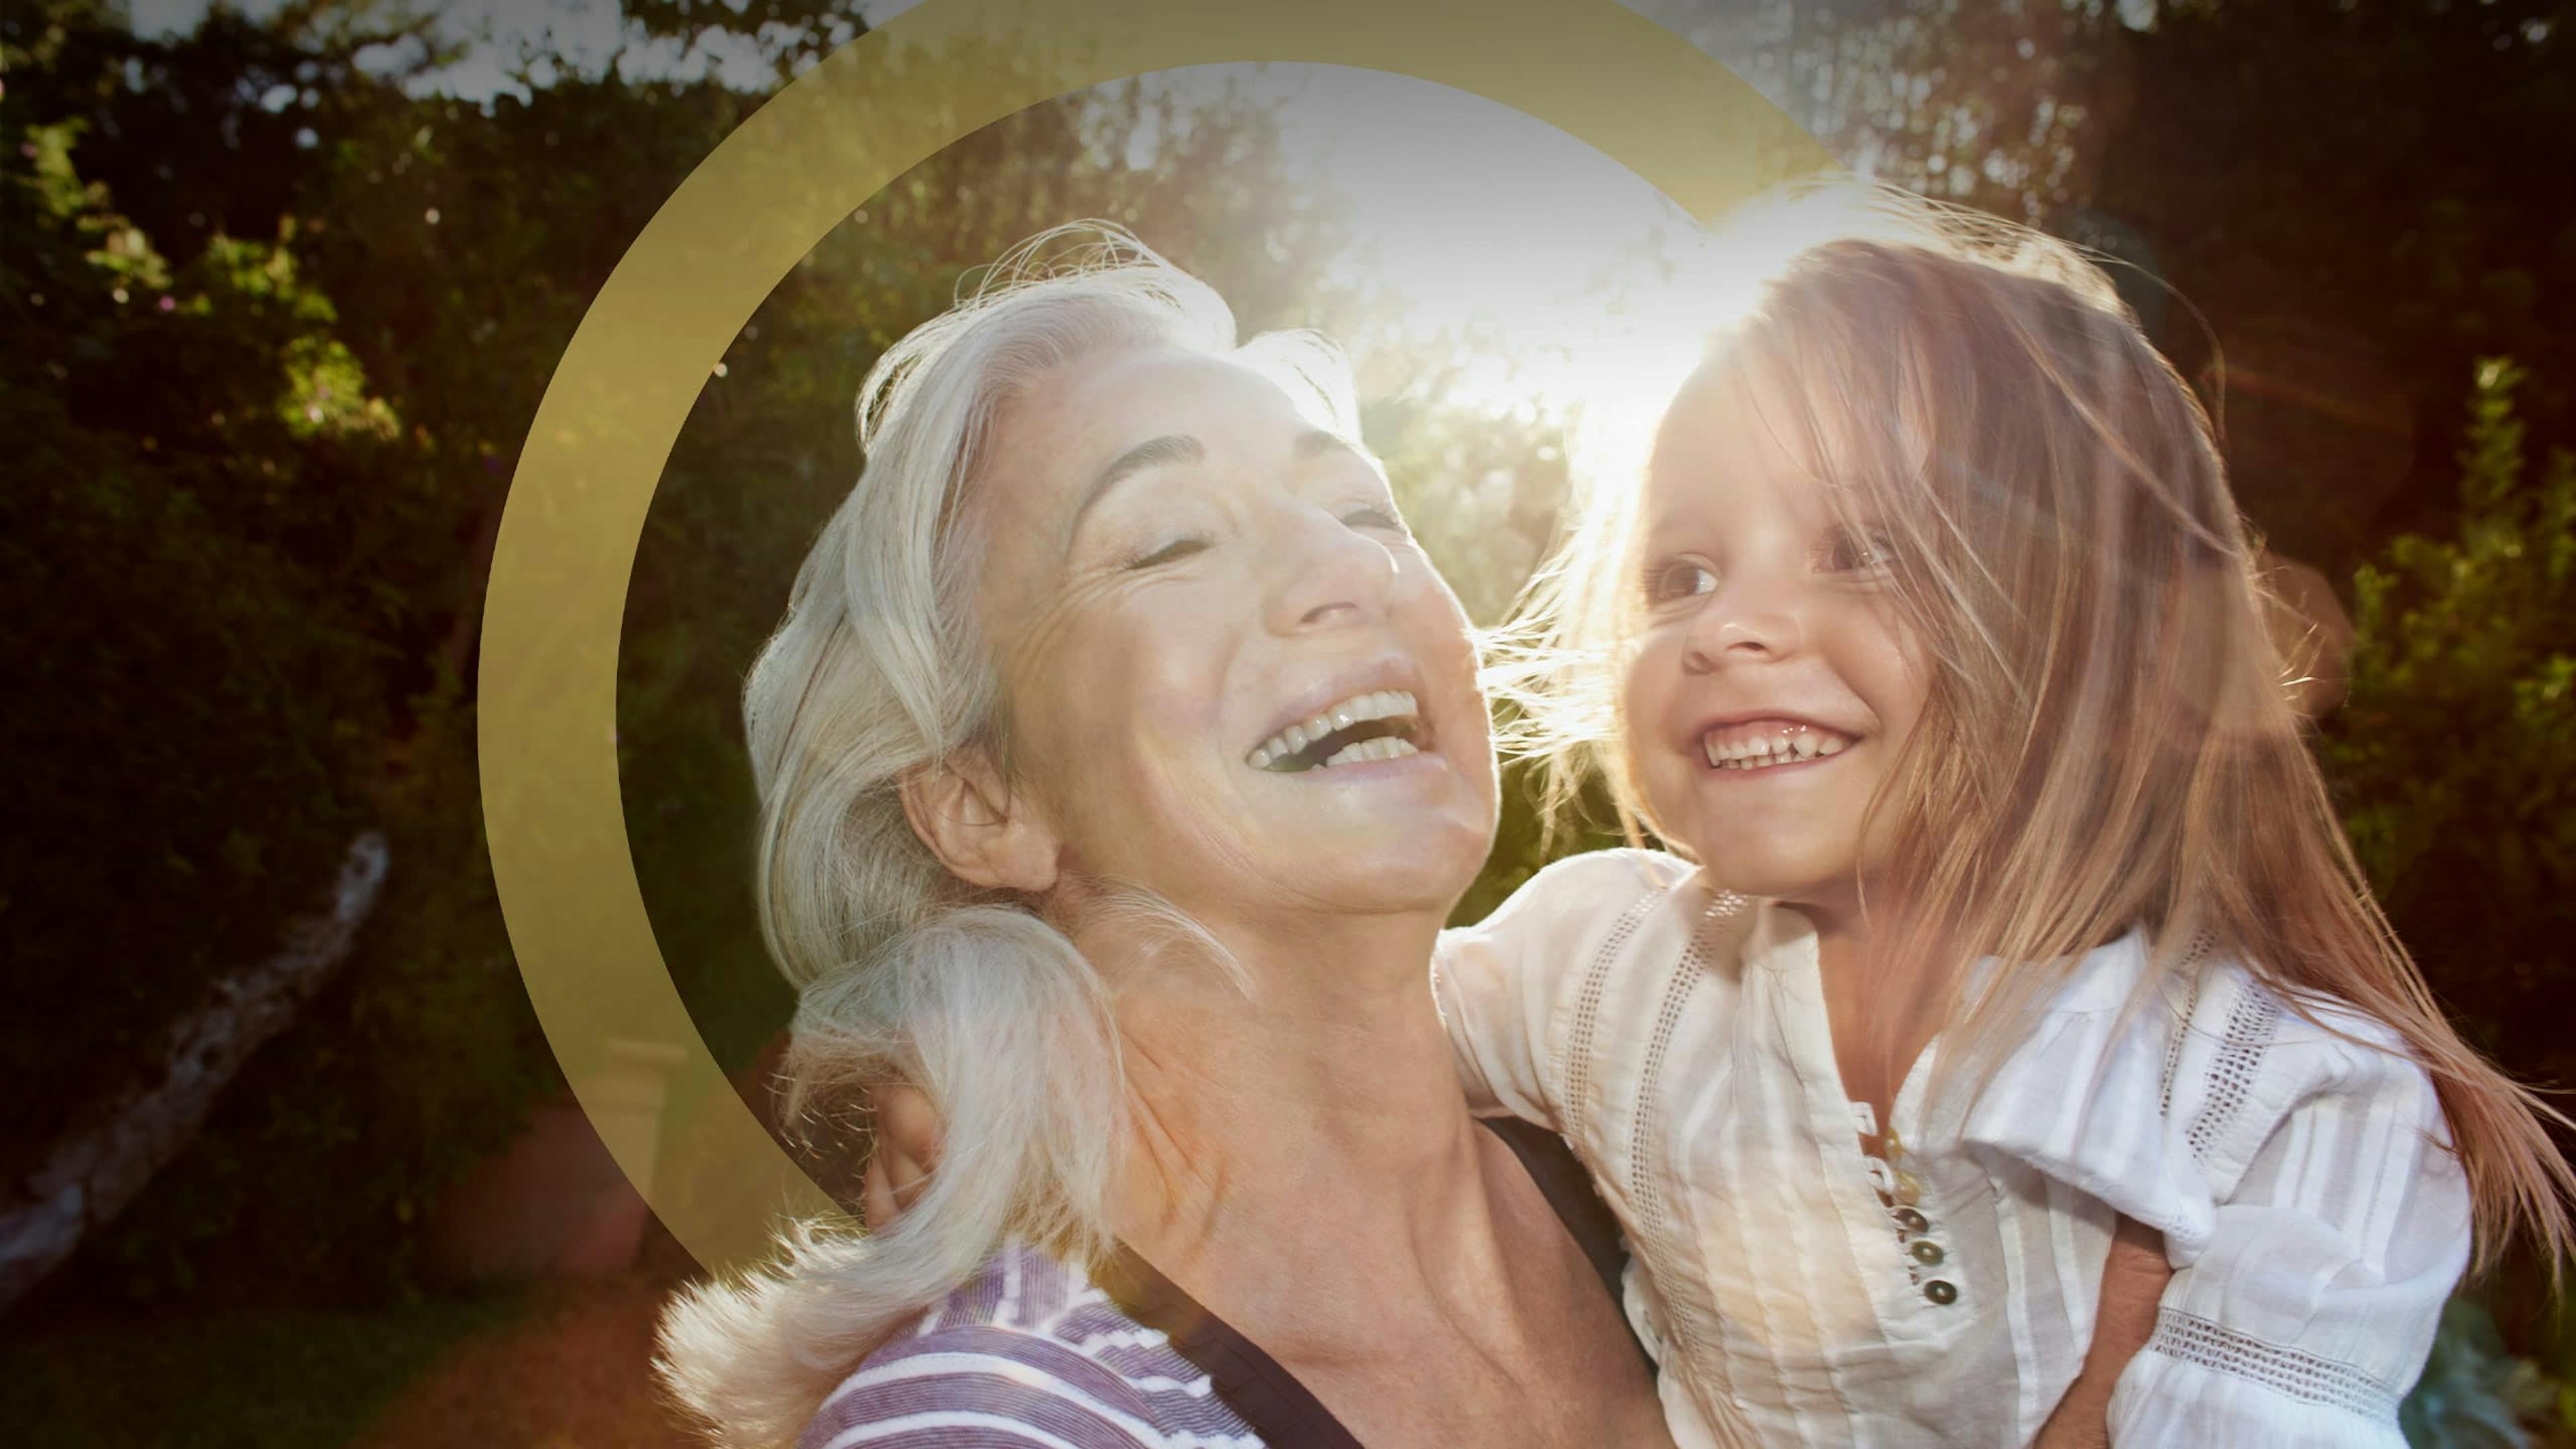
[
  {"xmin": 2147, "ymin": 1307, "xmax": 2402, "ymax": 1419},
  {"xmin": 1558, "ymin": 888, "xmax": 1660, "ymax": 1130},
  {"xmin": 2187, "ymin": 983, "xmax": 2284, "ymax": 1163}
]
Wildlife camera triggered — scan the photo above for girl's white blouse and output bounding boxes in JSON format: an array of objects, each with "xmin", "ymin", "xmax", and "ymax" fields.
[{"xmin": 1432, "ymin": 849, "xmax": 2471, "ymax": 1449}]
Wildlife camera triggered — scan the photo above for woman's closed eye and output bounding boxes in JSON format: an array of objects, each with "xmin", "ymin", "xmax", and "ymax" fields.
[
  {"xmin": 1124, "ymin": 535, "xmax": 1213, "ymax": 570},
  {"xmin": 1338, "ymin": 502, "xmax": 1409, "ymax": 535}
]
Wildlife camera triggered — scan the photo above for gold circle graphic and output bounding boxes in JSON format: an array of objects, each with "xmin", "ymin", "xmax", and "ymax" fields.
[{"xmin": 479, "ymin": 0, "xmax": 1829, "ymax": 1274}]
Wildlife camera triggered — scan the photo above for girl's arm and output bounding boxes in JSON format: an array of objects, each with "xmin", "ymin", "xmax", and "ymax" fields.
[
  {"xmin": 2104, "ymin": 1008, "xmax": 2473, "ymax": 1447},
  {"xmin": 1432, "ymin": 848, "xmax": 1695, "ymax": 1127},
  {"xmin": 2033, "ymin": 1216, "xmax": 2175, "ymax": 1449}
]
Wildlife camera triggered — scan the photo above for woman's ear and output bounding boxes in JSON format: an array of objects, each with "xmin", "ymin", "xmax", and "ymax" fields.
[{"xmin": 899, "ymin": 748, "xmax": 1061, "ymax": 894}]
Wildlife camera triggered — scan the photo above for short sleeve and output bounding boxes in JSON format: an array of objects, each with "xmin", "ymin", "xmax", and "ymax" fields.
[
  {"xmin": 2106, "ymin": 1006, "xmax": 2473, "ymax": 1448},
  {"xmin": 1430, "ymin": 848, "xmax": 1692, "ymax": 1128},
  {"xmin": 799, "ymin": 1324, "xmax": 1168, "ymax": 1448}
]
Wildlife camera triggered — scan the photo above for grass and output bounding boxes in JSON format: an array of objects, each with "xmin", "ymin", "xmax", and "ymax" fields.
[{"xmin": 1, "ymin": 1291, "xmax": 529, "ymax": 1449}]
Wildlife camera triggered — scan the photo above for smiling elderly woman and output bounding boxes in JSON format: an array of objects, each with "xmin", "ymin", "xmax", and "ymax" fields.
[{"xmin": 653, "ymin": 227, "xmax": 1669, "ymax": 1449}]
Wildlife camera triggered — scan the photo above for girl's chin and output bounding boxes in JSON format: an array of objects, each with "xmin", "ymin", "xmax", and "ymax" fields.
[{"xmin": 1694, "ymin": 855, "xmax": 1864, "ymax": 904}]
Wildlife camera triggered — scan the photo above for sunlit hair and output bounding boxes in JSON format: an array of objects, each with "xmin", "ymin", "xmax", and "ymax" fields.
[
  {"xmin": 1495, "ymin": 180, "xmax": 2573, "ymax": 1275},
  {"xmin": 654, "ymin": 223, "xmax": 1358, "ymax": 1448}
]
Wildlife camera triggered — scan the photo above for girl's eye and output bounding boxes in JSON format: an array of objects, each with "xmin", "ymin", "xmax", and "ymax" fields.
[
  {"xmin": 1125, "ymin": 536, "xmax": 1211, "ymax": 570},
  {"xmin": 1821, "ymin": 527, "xmax": 1898, "ymax": 575},
  {"xmin": 1643, "ymin": 558, "xmax": 1718, "ymax": 604}
]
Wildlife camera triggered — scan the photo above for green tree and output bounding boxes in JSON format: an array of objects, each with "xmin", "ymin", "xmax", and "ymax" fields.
[
  {"xmin": 3, "ymin": 0, "xmax": 1387, "ymax": 1306},
  {"xmin": 2327, "ymin": 358, "xmax": 2576, "ymax": 1099}
]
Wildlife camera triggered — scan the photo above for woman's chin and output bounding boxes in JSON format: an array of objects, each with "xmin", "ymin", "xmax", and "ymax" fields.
[{"xmin": 1252, "ymin": 822, "xmax": 1491, "ymax": 916}]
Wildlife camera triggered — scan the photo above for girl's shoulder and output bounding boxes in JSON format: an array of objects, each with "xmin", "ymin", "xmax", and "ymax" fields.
[
  {"xmin": 798, "ymin": 1243, "xmax": 1254, "ymax": 1449},
  {"xmin": 1470, "ymin": 846, "xmax": 1699, "ymax": 937},
  {"xmin": 2159, "ymin": 953, "xmax": 2451, "ymax": 1175},
  {"xmin": 1436, "ymin": 846, "xmax": 1703, "ymax": 1001},
  {"xmin": 1960, "ymin": 938, "xmax": 2451, "ymax": 1257},
  {"xmin": 2033, "ymin": 934, "xmax": 2434, "ymax": 1106}
]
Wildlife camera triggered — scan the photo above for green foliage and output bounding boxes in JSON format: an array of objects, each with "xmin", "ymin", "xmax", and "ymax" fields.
[
  {"xmin": 2325, "ymin": 359, "xmax": 2576, "ymax": 1094},
  {"xmin": 0, "ymin": 1287, "xmax": 525, "ymax": 1448},
  {"xmin": 1, "ymin": 112, "xmax": 396, "ymax": 1159},
  {"xmin": 2324, "ymin": 359, "xmax": 2576, "ymax": 1440},
  {"xmin": 2, "ymin": 0, "xmax": 1413, "ymax": 1308},
  {"xmin": 2402, "ymin": 1297, "xmax": 2563, "ymax": 1449}
]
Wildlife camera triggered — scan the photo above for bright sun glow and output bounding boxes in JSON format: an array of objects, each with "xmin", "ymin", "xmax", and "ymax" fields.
[
  {"xmin": 138, "ymin": 0, "xmax": 1796, "ymax": 494},
  {"xmin": 1234, "ymin": 64, "xmax": 1759, "ymax": 494}
]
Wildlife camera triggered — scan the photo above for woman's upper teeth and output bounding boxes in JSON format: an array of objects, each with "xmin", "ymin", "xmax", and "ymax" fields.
[
  {"xmin": 1248, "ymin": 690, "xmax": 1418, "ymax": 769},
  {"xmin": 1701, "ymin": 722, "xmax": 1853, "ymax": 769}
]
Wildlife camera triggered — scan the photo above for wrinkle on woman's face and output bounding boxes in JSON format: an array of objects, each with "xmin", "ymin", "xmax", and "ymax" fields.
[{"xmin": 965, "ymin": 345, "xmax": 1497, "ymax": 934}]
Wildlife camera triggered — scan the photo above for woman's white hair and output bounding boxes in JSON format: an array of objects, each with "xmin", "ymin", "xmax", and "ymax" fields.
[{"xmin": 653, "ymin": 223, "xmax": 1358, "ymax": 1447}]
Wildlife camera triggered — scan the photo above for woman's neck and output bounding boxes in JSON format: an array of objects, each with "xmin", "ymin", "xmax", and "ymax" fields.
[{"xmin": 1089, "ymin": 906, "xmax": 1492, "ymax": 1283}]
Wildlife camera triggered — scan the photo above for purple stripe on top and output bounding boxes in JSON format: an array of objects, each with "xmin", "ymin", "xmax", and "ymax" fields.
[{"xmin": 798, "ymin": 1243, "xmax": 1263, "ymax": 1449}]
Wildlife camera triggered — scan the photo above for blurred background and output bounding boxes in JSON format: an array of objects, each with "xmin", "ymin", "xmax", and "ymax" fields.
[{"xmin": 3, "ymin": 0, "xmax": 2572, "ymax": 1443}]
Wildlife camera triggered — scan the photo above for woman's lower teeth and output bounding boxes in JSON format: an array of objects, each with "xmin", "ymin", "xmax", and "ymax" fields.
[{"xmin": 1320, "ymin": 736, "xmax": 1419, "ymax": 768}]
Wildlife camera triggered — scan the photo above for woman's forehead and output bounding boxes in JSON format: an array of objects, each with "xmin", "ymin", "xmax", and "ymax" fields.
[{"xmin": 1017, "ymin": 346, "xmax": 1314, "ymax": 460}]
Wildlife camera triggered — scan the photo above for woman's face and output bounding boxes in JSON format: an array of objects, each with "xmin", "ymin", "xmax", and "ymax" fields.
[{"xmin": 971, "ymin": 345, "xmax": 1497, "ymax": 928}]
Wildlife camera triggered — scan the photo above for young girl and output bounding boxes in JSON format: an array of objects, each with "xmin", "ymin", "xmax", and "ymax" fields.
[{"xmin": 1435, "ymin": 186, "xmax": 2575, "ymax": 1447}]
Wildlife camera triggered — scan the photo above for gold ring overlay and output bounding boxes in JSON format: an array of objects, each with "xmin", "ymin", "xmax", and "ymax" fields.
[{"xmin": 478, "ymin": 0, "xmax": 1829, "ymax": 1275}]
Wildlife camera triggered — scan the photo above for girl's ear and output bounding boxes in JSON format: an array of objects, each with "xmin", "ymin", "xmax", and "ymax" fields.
[{"xmin": 899, "ymin": 749, "xmax": 1062, "ymax": 894}]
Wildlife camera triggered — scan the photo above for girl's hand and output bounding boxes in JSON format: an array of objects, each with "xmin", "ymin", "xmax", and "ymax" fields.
[
  {"xmin": 2033, "ymin": 1215, "xmax": 2171, "ymax": 1448},
  {"xmin": 856, "ymin": 1083, "xmax": 943, "ymax": 1230}
]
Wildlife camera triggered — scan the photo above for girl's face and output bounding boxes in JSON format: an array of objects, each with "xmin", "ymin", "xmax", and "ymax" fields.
[
  {"xmin": 1621, "ymin": 365, "xmax": 1931, "ymax": 918},
  {"xmin": 970, "ymin": 345, "xmax": 1498, "ymax": 929}
]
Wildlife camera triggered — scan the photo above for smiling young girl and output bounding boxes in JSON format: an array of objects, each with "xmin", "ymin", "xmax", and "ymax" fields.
[{"xmin": 1436, "ymin": 190, "xmax": 2576, "ymax": 1446}]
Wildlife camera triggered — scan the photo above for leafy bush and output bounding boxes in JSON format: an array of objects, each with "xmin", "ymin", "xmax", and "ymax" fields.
[
  {"xmin": 2326, "ymin": 358, "xmax": 2576, "ymax": 1111},
  {"xmin": 2323, "ymin": 360, "xmax": 2576, "ymax": 1442}
]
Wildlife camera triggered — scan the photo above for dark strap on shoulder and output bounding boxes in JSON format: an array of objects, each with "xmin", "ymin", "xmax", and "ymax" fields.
[
  {"xmin": 1097, "ymin": 1246, "xmax": 1365, "ymax": 1449},
  {"xmin": 1477, "ymin": 1116, "xmax": 1651, "ymax": 1373},
  {"xmin": 1099, "ymin": 1122, "xmax": 1650, "ymax": 1447}
]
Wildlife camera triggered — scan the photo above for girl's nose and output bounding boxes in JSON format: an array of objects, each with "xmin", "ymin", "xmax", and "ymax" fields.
[
  {"xmin": 1682, "ymin": 578, "xmax": 1807, "ymax": 672},
  {"xmin": 1265, "ymin": 504, "xmax": 1398, "ymax": 635}
]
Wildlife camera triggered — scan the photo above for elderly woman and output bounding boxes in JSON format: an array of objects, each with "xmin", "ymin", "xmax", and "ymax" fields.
[
  {"xmin": 657, "ymin": 227, "xmax": 2165, "ymax": 1449},
  {"xmin": 655, "ymin": 228, "xmax": 1670, "ymax": 1448}
]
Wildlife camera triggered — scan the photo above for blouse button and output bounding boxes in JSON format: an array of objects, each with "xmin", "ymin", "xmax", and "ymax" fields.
[
  {"xmin": 1892, "ymin": 1207, "xmax": 1929, "ymax": 1233},
  {"xmin": 1923, "ymin": 1279, "xmax": 1959, "ymax": 1305},
  {"xmin": 1911, "ymin": 1240, "xmax": 1946, "ymax": 1267}
]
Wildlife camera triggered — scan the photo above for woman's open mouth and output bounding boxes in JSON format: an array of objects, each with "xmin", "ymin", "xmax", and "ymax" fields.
[
  {"xmin": 1700, "ymin": 718, "xmax": 1857, "ymax": 773},
  {"xmin": 1247, "ymin": 690, "xmax": 1428, "ymax": 773}
]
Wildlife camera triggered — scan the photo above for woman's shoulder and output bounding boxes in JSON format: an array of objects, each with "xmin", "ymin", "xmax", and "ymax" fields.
[{"xmin": 798, "ymin": 1243, "xmax": 1256, "ymax": 1449}]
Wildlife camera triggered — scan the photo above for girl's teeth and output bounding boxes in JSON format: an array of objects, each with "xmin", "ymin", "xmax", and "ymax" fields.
[{"xmin": 1701, "ymin": 726, "xmax": 1853, "ymax": 770}]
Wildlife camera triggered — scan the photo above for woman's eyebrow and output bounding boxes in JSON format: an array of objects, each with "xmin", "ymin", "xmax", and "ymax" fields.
[{"xmin": 1067, "ymin": 434, "xmax": 1203, "ymax": 543}]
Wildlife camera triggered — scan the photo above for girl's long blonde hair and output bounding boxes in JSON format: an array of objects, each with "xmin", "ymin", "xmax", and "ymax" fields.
[{"xmin": 1499, "ymin": 180, "xmax": 2573, "ymax": 1273}]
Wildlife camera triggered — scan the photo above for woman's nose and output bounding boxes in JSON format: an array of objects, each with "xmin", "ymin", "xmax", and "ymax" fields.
[
  {"xmin": 1682, "ymin": 576, "xmax": 1806, "ymax": 672},
  {"xmin": 1265, "ymin": 506, "xmax": 1397, "ymax": 635}
]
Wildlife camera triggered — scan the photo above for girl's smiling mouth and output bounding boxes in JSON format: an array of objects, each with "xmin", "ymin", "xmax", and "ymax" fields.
[{"xmin": 1698, "ymin": 715, "xmax": 1860, "ymax": 772}]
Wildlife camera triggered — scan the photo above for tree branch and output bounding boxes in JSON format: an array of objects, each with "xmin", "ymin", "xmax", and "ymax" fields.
[{"xmin": 0, "ymin": 830, "xmax": 391, "ymax": 1316}]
